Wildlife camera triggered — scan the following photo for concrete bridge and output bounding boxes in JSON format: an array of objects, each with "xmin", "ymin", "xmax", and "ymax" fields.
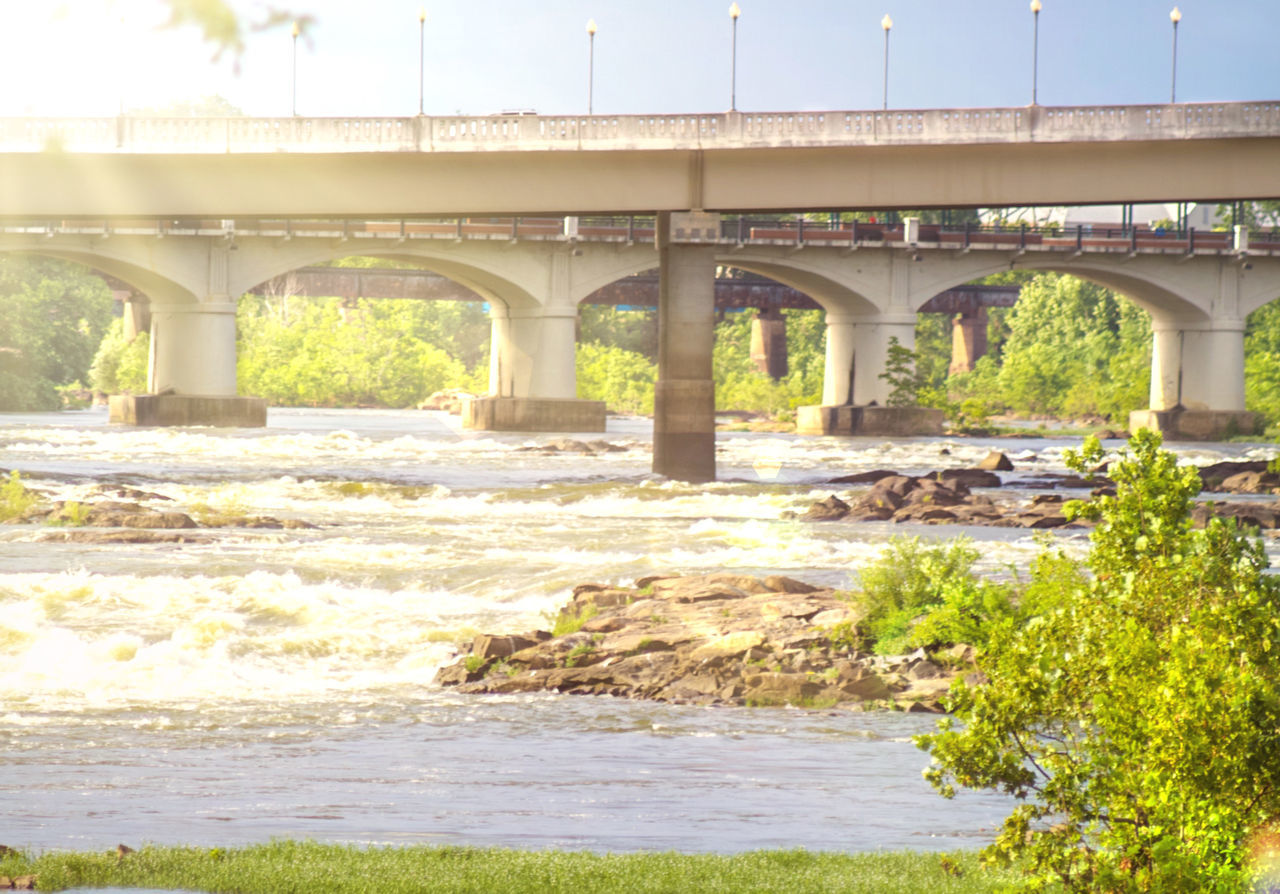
[
  {"xmin": 235, "ymin": 255, "xmax": 1021, "ymax": 377},
  {"xmin": 3, "ymin": 101, "xmax": 1280, "ymax": 480}
]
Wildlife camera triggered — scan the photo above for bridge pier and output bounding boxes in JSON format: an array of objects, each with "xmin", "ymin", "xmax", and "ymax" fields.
[
  {"xmin": 653, "ymin": 212, "xmax": 717, "ymax": 482},
  {"xmin": 1131, "ymin": 319, "xmax": 1260, "ymax": 439},
  {"xmin": 108, "ymin": 300, "xmax": 266, "ymax": 427},
  {"xmin": 798, "ymin": 312, "xmax": 942, "ymax": 436},
  {"xmin": 749, "ymin": 309, "xmax": 788, "ymax": 379},
  {"xmin": 949, "ymin": 308, "xmax": 988, "ymax": 375},
  {"xmin": 464, "ymin": 301, "xmax": 606, "ymax": 432}
]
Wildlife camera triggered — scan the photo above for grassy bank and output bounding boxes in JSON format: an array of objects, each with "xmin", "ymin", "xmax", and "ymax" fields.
[{"xmin": 6, "ymin": 842, "xmax": 1018, "ymax": 893}]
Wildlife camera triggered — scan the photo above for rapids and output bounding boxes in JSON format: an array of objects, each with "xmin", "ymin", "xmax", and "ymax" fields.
[{"xmin": 1, "ymin": 407, "xmax": 1274, "ymax": 853}]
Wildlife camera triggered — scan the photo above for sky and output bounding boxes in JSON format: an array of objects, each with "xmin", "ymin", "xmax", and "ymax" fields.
[{"xmin": 0, "ymin": 1, "xmax": 1277, "ymax": 118}]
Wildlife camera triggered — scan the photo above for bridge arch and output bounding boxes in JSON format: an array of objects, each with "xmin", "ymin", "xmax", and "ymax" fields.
[
  {"xmin": 0, "ymin": 244, "xmax": 200, "ymax": 304},
  {"xmin": 906, "ymin": 257, "xmax": 1214, "ymax": 323},
  {"xmin": 234, "ymin": 243, "xmax": 542, "ymax": 312}
]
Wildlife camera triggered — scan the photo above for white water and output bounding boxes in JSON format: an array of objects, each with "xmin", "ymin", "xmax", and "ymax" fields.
[{"xmin": 1, "ymin": 407, "xmax": 1271, "ymax": 853}]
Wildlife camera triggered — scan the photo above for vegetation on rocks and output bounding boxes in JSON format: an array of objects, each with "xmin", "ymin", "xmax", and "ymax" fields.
[
  {"xmin": 437, "ymin": 573, "xmax": 963, "ymax": 711},
  {"xmin": 918, "ymin": 430, "xmax": 1280, "ymax": 892}
]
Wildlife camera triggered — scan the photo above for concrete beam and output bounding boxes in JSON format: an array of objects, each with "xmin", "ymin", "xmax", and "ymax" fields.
[{"xmin": 4, "ymin": 136, "xmax": 1279, "ymax": 220}]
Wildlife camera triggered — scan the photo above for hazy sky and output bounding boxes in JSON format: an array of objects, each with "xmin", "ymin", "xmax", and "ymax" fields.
[{"xmin": 3, "ymin": 1, "xmax": 1278, "ymax": 117}]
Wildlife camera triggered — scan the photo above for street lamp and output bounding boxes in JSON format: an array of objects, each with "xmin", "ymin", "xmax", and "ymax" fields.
[
  {"xmin": 729, "ymin": 3, "xmax": 741, "ymax": 111},
  {"xmin": 291, "ymin": 20, "xmax": 300, "ymax": 116},
  {"xmin": 418, "ymin": 8, "xmax": 426, "ymax": 115},
  {"xmin": 881, "ymin": 14, "xmax": 892, "ymax": 110},
  {"xmin": 587, "ymin": 18, "xmax": 597, "ymax": 115},
  {"xmin": 1030, "ymin": 0, "xmax": 1042, "ymax": 105},
  {"xmin": 1170, "ymin": 6, "xmax": 1182, "ymax": 103}
]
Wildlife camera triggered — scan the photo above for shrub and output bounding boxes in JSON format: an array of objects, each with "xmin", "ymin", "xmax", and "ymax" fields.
[
  {"xmin": 0, "ymin": 471, "xmax": 38, "ymax": 522},
  {"xmin": 853, "ymin": 536, "xmax": 1002, "ymax": 654},
  {"xmin": 918, "ymin": 431, "xmax": 1280, "ymax": 892}
]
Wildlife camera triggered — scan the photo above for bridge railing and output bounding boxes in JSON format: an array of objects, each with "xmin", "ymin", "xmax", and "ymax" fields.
[
  {"xmin": 2, "ymin": 101, "xmax": 1278, "ymax": 153},
  {"xmin": 5, "ymin": 215, "xmax": 1278, "ymax": 256}
]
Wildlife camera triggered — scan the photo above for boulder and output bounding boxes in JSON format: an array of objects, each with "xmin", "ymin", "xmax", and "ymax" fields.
[
  {"xmin": 1219, "ymin": 470, "xmax": 1280, "ymax": 494},
  {"xmin": 689, "ymin": 631, "xmax": 765, "ymax": 662},
  {"xmin": 741, "ymin": 672, "xmax": 824, "ymax": 705},
  {"xmin": 801, "ymin": 494, "xmax": 850, "ymax": 521},
  {"xmin": 828, "ymin": 469, "xmax": 901, "ymax": 485},
  {"xmin": 763, "ymin": 575, "xmax": 820, "ymax": 594},
  {"xmin": 471, "ymin": 633, "xmax": 541, "ymax": 660},
  {"xmin": 977, "ymin": 450, "xmax": 1015, "ymax": 471},
  {"xmin": 936, "ymin": 469, "xmax": 1002, "ymax": 488}
]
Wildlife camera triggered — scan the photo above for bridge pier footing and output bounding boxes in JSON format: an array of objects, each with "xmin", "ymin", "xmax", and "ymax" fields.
[
  {"xmin": 462, "ymin": 396, "xmax": 606, "ymax": 432},
  {"xmin": 653, "ymin": 212, "xmax": 717, "ymax": 482},
  {"xmin": 109, "ymin": 393, "xmax": 267, "ymax": 427},
  {"xmin": 1128, "ymin": 409, "xmax": 1262, "ymax": 440},
  {"xmin": 795, "ymin": 405, "xmax": 945, "ymax": 436}
]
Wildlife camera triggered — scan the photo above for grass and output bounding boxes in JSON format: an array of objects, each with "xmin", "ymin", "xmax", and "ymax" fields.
[
  {"xmin": 549, "ymin": 603, "xmax": 598, "ymax": 638},
  {"xmin": 1, "ymin": 842, "xmax": 1020, "ymax": 894}
]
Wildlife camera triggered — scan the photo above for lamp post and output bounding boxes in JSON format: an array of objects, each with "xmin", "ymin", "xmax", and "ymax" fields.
[
  {"xmin": 1030, "ymin": 0, "xmax": 1042, "ymax": 105},
  {"xmin": 586, "ymin": 19, "xmax": 597, "ymax": 115},
  {"xmin": 1169, "ymin": 6, "xmax": 1182, "ymax": 103},
  {"xmin": 291, "ymin": 20, "xmax": 300, "ymax": 116},
  {"xmin": 729, "ymin": 3, "xmax": 741, "ymax": 111},
  {"xmin": 881, "ymin": 14, "xmax": 892, "ymax": 110},
  {"xmin": 418, "ymin": 8, "xmax": 426, "ymax": 115}
]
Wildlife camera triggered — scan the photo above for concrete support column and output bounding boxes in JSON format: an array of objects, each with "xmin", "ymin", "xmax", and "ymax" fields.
[
  {"xmin": 121, "ymin": 295, "xmax": 151, "ymax": 342},
  {"xmin": 1148, "ymin": 323, "xmax": 1184, "ymax": 411},
  {"xmin": 949, "ymin": 308, "xmax": 988, "ymax": 375},
  {"xmin": 817, "ymin": 312, "xmax": 918, "ymax": 407},
  {"xmin": 1181, "ymin": 323, "xmax": 1246, "ymax": 412},
  {"xmin": 821, "ymin": 314, "xmax": 857, "ymax": 405},
  {"xmin": 519, "ymin": 308, "xmax": 578, "ymax": 399},
  {"xmin": 468, "ymin": 299, "xmax": 603, "ymax": 433},
  {"xmin": 148, "ymin": 302, "xmax": 238, "ymax": 395},
  {"xmin": 485, "ymin": 306, "xmax": 578, "ymax": 399},
  {"xmin": 654, "ymin": 211, "xmax": 717, "ymax": 482},
  {"xmin": 749, "ymin": 309, "xmax": 788, "ymax": 379},
  {"xmin": 487, "ymin": 304, "xmax": 513, "ymax": 397},
  {"xmin": 851, "ymin": 314, "xmax": 916, "ymax": 407}
]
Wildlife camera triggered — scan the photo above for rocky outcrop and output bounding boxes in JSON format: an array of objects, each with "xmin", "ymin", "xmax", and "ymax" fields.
[
  {"xmin": 418, "ymin": 389, "xmax": 476, "ymax": 414},
  {"xmin": 8, "ymin": 499, "xmax": 315, "ymax": 533},
  {"xmin": 435, "ymin": 573, "xmax": 970, "ymax": 712},
  {"xmin": 515, "ymin": 438, "xmax": 629, "ymax": 456},
  {"xmin": 794, "ymin": 471, "xmax": 1089, "ymax": 529}
]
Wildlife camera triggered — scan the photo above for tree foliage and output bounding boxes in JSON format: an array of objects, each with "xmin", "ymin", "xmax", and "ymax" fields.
[
  {"xmin": 0, "ymin": 256, "xmax": 115, "ymax": 411},
  {"xmin": 236, "ymin": 295, "xmax": 482, "ymax": 408},
  {"xmin": 950, "ymin": 273, "xmax": 1151, "ymax": 421},
  {"xmin": 89, "ymin": 319, "xmax": 150, "ymax": 395},
  {"xmin": 918, "ymin": 430, "xmax": 1280, "ymax": 892}
]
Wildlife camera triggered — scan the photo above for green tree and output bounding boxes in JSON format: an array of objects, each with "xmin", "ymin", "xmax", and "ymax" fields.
[
  {"xmin": 1244, "ymin": 301, "xmax": 1280, "ymax": 424},
  {"xmin": 953, "ymin": 273, "xmax": 1150, "ymax": 421},
  {"xmin": 919, "ymin": 431, "xmax": 1280, "ymax": 892},
  {"xmin": 88, "ymin": 319, "xmax": 150, "ymax": 395},
  {"xmin": 0, "ymin": 256, "xmax": 115, "ymax": 410},
  {"xmin": 575, "ymin": 342, "xmax": 656, "ymax": 414}
]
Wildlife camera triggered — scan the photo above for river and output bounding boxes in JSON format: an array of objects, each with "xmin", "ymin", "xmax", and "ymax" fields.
[{"xmin": 1, "ymin": 407, "xmax": 1273, "ymax": 854}]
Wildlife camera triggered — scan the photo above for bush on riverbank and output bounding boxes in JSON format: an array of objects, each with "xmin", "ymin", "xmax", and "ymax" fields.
[
  {"xmin": 919, "ymin": 430, "xmax": 1280, "ymax": 892},
  {"xmin": 3, "ymin": 842, "xmax": 1019, "ymax": 894}
]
